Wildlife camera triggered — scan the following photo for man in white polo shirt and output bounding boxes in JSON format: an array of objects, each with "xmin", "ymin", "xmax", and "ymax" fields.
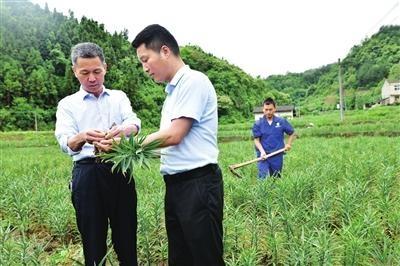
[{"xmin": 133, "ymin": 24, "xmax": 224, "ymax": 265}]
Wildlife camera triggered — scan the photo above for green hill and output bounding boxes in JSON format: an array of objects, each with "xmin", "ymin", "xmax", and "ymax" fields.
[
  {"xmin": 264, "ymin": 25, "xmax": 400, "ymax": 112},
  {"xmin": 0, "ymin": 0, "xmax": 290, "ymax": 129},
  {"xmin": 1, "ymin": 0, "xmax": 399, "ymax": 130}
]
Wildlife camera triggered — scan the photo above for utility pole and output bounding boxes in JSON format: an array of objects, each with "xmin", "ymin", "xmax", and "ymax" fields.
[
  {"xmin": 34, "ymin": 111, "xmax": 38, "ymax": 132},
  {"xmin": 338, "ymin": 58, "xmax": 344, "ymax": 121}
]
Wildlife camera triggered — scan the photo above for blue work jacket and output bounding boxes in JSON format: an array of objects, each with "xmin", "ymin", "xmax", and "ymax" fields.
[{"xmin": 252, "ymin": 115, "xmax": 294, "ymax": 158}]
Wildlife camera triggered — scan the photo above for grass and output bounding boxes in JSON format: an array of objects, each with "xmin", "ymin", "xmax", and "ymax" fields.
[
  {"xmin": 221, "ymin": 136, "xmax": 400, "ymax": 265},
  {"xmin": 219, "ymin": 105, "xmax": 400, "ymax": 141},
  {"xmin": 1, "ymin": 105, "xmax": 400, "ymax": 264}
]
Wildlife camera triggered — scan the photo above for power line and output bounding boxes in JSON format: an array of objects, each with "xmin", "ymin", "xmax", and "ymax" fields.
[
  {"xmin": 367, "ymin": 2, "xmax": 399, "ymax": 36},
  {"xmin": 388, "ymin": 14, "xmax": 399, "ymax": 24}
]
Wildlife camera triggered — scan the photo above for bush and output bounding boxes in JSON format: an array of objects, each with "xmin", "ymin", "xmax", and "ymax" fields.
[{"xmin": 0, "ymin": 108, "xmax": 16, "ymax": 131}]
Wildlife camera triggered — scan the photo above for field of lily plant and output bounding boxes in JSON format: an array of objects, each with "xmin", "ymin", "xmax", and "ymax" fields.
[{"xmin": 1, "ymin": 105, "xmax": 399, "ymax": 265}]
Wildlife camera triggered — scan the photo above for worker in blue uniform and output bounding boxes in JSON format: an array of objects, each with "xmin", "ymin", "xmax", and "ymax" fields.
[{"xmin": 252, "ymin": 98, "xmax": 295, "ymax": 179}]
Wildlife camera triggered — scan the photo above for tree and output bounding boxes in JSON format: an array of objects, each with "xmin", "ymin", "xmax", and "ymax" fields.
[
  {"xmin": 0, "ymin": 57, "xmax": 25, "ymax": 106},
  {"xmin": 10, "ymin": 97, "xmax": 36, "ymax": 130},
  {"xmin": 388, "ymin": 64, "xmax": 400, "ymax": 80},
  {"xmin": 217, "ymin": 95, "xmax": 234, "ymax": 116},
  {"xmin": 357, "ymin": 62, "xmax": 388, "ymax": 87}
]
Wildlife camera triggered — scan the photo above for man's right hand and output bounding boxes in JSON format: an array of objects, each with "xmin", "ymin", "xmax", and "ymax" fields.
[
  {"xmin": 260, "ymin": 151, "xmax": 267, "ymax": 160},
  {"xmin": 67, "ymin": 129, "xmax": 106, "ymax": 152},
  {"xmin": 85, "ymin": 129, "xmax": 107, "ymax": 144}
]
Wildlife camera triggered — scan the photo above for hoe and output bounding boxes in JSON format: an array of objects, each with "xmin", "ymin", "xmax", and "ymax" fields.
[{"xmin": 228, "ymin": 148, "xmax": 286, "ymax": 178}]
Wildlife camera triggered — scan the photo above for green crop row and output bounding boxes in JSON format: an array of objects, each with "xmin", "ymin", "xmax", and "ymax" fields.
[{"xmin": 1, "ymin": 134, "xmax": 399, "ymax": 264}]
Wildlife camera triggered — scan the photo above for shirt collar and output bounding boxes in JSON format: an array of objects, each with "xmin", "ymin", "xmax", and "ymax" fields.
[
  {"xmin": 79, "ymin": 86, "xmax": 109, "ymax": 100},
  {"xmin": 264, "ymin": 115, "xmax": 277, "ymax": 123},
  {"xmin": 165, "ymin": 65, "xmax": 190, "ymax": 94}
]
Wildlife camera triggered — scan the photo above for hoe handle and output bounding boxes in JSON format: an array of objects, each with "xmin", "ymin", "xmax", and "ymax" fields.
[
  {"xmin": 229, "ymin": 148, "xmax": 286, "ymax": 170},
  {"xmin": 229, "ymin": 157, "xmax": 263, "ymax": 170}
]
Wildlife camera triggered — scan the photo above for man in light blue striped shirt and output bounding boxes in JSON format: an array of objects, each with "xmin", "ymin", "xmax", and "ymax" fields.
[{"xmin": 55, "ymin": 42, "xmax": 140, "ymax": 265}]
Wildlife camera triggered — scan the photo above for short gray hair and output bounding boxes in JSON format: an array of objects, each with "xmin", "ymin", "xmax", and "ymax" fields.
[{"xmin": 70, "ymin": 42, "xmax": 105, "ymax": 65}]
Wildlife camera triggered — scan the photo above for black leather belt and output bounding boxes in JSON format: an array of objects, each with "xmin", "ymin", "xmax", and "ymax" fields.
[
  {"xmin": 74, "ymin": 157, "xmax": 107, "ymax": 164},
  {"xmin": 163, "ymin": 164, "xmax": 218, "ymax": 184}
]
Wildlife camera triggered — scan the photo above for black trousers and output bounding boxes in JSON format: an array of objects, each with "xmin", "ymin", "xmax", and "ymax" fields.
[
  {"xmin": 164, "ymin": 164, "xmax": 225, "ymax": 266},
  {"xmin": 71, "ymin": 160, "xmax": 137, "ymax": 266}
]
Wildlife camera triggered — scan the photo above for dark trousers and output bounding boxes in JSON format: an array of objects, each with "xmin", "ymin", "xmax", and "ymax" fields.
[
  {"xmin": 71, "ymin": 160, "xmax": 137, "ymax": 266},
  {"xmin": 164, "ymin": 164, "xmax": 225, "ymax": 266}
]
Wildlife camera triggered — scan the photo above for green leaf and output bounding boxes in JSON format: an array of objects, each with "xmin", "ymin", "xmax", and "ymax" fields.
[{"xmin": 97, "ymin": 134, "xmax": 161, "ymax": 182}]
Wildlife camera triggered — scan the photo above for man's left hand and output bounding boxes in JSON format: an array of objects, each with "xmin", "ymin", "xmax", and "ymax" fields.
[
  {"xmin": 285, "ymin": 144, "xmax": 291, "ymax": 151},
  {"xmin": 105, "ymin": 125, "xmax": 124, "ymax": 139}
]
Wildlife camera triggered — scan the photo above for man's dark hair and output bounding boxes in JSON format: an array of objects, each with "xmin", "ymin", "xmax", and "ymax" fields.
[
  {"xmin": 263, "ymin": 97, "xmax": 276, "ymax": 107},
  {"xmin": 70, "ymin": 42, "xmax": 105, "ymax": 65},
  {"xmin": 131, "ymin": 24, "xmax": 180, "ymax": 56}
]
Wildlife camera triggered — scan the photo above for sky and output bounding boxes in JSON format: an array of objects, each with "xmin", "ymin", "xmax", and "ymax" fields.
[{"xmin": 30, "ymin": 0, "xmax": 399, "ymax": 77}]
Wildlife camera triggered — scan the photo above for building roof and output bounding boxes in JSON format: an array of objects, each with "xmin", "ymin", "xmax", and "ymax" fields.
[
  {"xmin": 253, "ymin": 105, "xmax": 294, "ymax": 113},
  {"xmin": 385, "ymin": 79, "xmax": 400, "ymax": 84}
]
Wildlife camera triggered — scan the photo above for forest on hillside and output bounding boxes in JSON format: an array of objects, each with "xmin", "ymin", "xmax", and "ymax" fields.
[
  {"xmin": 1, "ymin": 0, "xmax": 399, "ymax": 130},
  {"xmin": 266, "ymin": 26, "xmax": 400, "ymax": 112}
]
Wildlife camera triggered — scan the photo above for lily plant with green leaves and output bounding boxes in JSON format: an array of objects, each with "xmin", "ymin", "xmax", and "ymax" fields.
[{"xmin": 97, "ymin": 134, "xmax": 161, "ymax": 182}]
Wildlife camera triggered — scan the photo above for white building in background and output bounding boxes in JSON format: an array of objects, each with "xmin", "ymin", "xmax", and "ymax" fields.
[
  {"xmin": 381, "ymin": 79, "xmax": 400, "ymax": 105},
  {"xmin": 253, "ymin": 105, "xmax": 295, "ymax": 121}
]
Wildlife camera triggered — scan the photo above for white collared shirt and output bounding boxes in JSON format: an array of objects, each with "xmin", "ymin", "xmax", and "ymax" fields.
[{"xmin": 55, "ymin": 86, "xmax": 141, "ymax": 161}]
